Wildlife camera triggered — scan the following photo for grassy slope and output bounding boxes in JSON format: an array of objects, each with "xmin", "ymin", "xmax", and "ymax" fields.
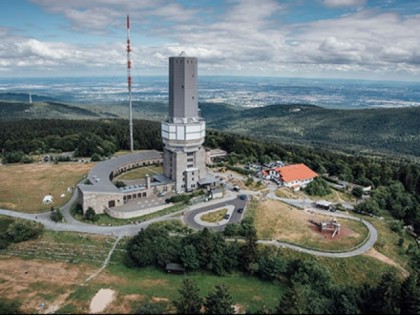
[
  {"xmin": 0, "ymin": 162, "xmax": 94, "ymax": 212},
  {"xmin": 0, "ymin": 227, "xmax": 285, "ymax": 313}
]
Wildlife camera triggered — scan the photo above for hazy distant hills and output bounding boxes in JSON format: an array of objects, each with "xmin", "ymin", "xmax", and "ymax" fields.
[
  {"xmin": 0, "ymin": 99, "xmax": 419, "ymax": 158},
  {"xmin": 204, "ymin": 104, "xmax": 420, "ymax": 157},
  {"xmin": 0, "ymin": 100, "xmax": 117, "ymax": 120},
  {"xmin": 0, "ymin": 92, "xmax": 59, "ymax": 103}
]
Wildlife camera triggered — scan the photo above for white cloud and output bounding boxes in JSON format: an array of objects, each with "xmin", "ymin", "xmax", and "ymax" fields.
[
  {"xmin": 323, "ymin": 0, "xmax": 366, "ymax": 8},
  {"xmin": 0, "ymin": 1, "xmax": 417, "ymax": 80},
  {"xmin": 30, "ymin": 0, "xmax": 196, "ymax": 31}
]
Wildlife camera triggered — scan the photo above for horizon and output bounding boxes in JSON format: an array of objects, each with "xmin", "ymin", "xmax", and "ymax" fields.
[
  {"xmin": 0, "ymin": 74, "xmax": 419, "ymax": 85},
  {"xmin": 0, "ymin": 1, "xmax": 419, "ymax": 81}
]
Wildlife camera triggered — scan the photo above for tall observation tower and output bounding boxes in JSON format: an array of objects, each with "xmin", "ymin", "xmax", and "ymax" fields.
[{"xmin": 161, "ymin": 52, "xmax": 206, "ymax": 192}]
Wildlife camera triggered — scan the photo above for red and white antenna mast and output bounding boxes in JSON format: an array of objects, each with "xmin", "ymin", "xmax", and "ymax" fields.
[{"xmin": 127, "ymin": 14, "xmax": 134, "ymax": 152}]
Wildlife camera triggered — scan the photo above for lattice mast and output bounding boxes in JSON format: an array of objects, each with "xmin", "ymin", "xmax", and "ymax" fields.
[{"xmin": 127, "ymin": 15, "xmax": 134, "ymax": 152}]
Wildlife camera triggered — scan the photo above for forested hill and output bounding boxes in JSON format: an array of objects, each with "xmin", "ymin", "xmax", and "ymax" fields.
[
  {"xmin": 0, "ymin": 100, "xmax": 117, "ymax": 120},
  {"xmin": 0, "ymin": 99, "xmax": 419, "ymax": 158},
  {"xmin": 203, "ymin": 104, "xmax": 420, "ymax": 158}
]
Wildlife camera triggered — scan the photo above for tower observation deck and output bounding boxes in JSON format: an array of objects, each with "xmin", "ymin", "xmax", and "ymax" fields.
[{"xmin": 161, "ymin": 52, "xmax": 206, "ymax": 192}]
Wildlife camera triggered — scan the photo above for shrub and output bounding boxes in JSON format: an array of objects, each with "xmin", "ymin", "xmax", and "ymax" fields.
[
  {"xmin": 166, "ymin": 194, "xmax": 191, "ymax": 204},
  {"xmin": 84, "ymin": 207, "xmax": 99, "ymax": 222},
  {"xmin": 304, "ymin": 177, "xmax": 331, "ymax": 196},
  {"xmin": 3, "ymin": 219, "xmax": 44, "ymax": 243},
  {"xmin": 50, "ymin": 208, "xmax": 64, "ymax": 223},
  {"xmin": 90, "ymin": 153, "xmax": 101, "ymax": 162}
]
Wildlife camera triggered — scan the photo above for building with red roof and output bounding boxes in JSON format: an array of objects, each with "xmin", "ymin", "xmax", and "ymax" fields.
[{"xmin": 275, "ymin": 163, "xmax": 318, "ymax": 191}]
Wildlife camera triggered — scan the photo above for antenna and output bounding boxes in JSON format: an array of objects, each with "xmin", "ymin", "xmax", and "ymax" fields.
[{"xmin": 127, "ymin": 14, "xmax": 134, "ymax": 152}]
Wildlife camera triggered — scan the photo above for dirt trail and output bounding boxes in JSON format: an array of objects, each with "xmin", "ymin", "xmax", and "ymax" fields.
[
  {"xmin": 364, "ymin": 248, "xmax": 409, "ymax": 278},
  {"xmin": 43, "ymin": 235, "xmax": 123, "ymax": 314}
]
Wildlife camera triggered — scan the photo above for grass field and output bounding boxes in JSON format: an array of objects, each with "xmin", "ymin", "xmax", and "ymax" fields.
[
  {"xmin": 114, "ymin": 165, "xmax": 163, "ymax": 180},
  {"xmin": 200, "ymin": 208, "xmax": 228, "ymax": 222},
  {"xmin": 269, "ymin": 245, "xmax": 399, "ymax": 286},
  {"xmin": 275, "ymin": 187, "xmax": 355, "ymax": 203},
  {"xmin": 0, "ymin": 162, "xmax": 95, "ymax": 213},
  {"xmin": 254, "ymin": 199, "xmax": 369, "ymax": 251}
]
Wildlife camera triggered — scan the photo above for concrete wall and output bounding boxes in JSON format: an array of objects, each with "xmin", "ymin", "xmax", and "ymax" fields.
[
  {"xmin": 105, "ymin": 203, "xmax": 172, "ymax": 219},
  {"xmin": 79, "ymin": 189, "xmax": 123, "ymax": 214}
]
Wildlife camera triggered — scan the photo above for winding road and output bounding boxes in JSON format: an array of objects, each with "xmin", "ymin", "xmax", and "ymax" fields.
[{"xmin": 0, "ymin": 181, "xmax": 378, "ymax": 258}]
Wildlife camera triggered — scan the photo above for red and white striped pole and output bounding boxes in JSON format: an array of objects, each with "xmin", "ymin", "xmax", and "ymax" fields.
[{"xmin": 127, "ymin": 14, "xmax": 134, "ymax": 152}]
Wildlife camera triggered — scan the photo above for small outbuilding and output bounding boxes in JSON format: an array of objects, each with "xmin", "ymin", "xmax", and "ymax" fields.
[
  {"xmin": 209, "ymin": 188, "xmax": 223, "ymax": 200},
  {"xmin": 316, "ymin": 200, "xmax": 332, "ymax": 210},
  {"xmin": 165, "ymin": 263, "xmax": 186, "ymax": 275}
]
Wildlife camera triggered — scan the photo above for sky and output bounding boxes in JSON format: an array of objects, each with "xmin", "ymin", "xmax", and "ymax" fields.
[{"xmin": 0, "ymin": 0, "xmax": 419, "ymax": 81}]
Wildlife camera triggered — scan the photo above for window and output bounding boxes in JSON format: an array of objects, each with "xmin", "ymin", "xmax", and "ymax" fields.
[
  {"xmin": 187, "ymin": 158, "xmax": 194, "ymax": 162},
  {"xmin": 187, "ymin": 164, "xmax": 194, "ymax": 168}
]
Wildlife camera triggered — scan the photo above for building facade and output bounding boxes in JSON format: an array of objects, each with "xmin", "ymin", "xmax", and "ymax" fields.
[
  {"xmin": 77, "ymin": 150, "xmax": 172, "ymax": 214},
  {"xmin": 161, "ymin": 53, "xmax": 206, "ymax": 192}
]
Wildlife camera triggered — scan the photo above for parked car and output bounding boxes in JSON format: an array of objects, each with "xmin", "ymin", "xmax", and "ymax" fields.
[
  {"xmin": 239, "ymin": 194, "xmax": 247, "ymax": 200},
  {"xmin": 224, "ymin": 214, "xmax": 230, "ymax": 220},
  {"xmin": 158, "ymin": 191, "xmax": 167, "ymax": 197},
  {"xmin": 237, "ymin": 208, "xmax": 244, "ymax": 213}
]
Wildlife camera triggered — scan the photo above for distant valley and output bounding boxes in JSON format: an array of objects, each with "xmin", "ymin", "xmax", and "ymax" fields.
[{"xmin": 0, "ymin": 97, "xmax": 419, "ymax": 159}]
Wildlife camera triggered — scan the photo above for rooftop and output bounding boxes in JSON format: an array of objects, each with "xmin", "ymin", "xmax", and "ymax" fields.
[
  {"xmin": 78, "ymin": 150, "xmax": 163, "ymax": 194},
  {"xmin": 275, "ymin": 163, "xmax": 318, "ymax": 183}
]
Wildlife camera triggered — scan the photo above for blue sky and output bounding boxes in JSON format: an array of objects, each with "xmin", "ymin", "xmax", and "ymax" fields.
[{"xmin": 0, "ymin": 0, "xmax": 419, "ymax": 80}]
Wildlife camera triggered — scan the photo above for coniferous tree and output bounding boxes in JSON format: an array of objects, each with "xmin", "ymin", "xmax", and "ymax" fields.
[
  {"xmin": 240, "ymin": 221, "xmax": 259, "ymax": 274},
  {"xmin": 203, "ymin": 284, "xmax": 235, "ymax": 314},
  {"xmin": 368, "ymin": 271, "xmax": 401, "ymax": 314},
  {"xmin": 173, "ymin": 278, "xmax": 202, "ymax": 314},
  {"xmin": 400, "ymin": 273, "xmax": 420, "ymax": 314}
]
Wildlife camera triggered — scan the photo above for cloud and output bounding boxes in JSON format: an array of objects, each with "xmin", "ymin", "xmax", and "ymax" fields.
[
  {"xmin": 0, "ymin": 0, "xmax": 418, "ymax": 79},
  {"xmin": 30, "ymin": 0, "xmax": 197, "ymax": 31},
  {"xmin": 323, "ymin": 0, "xmax": 366, "ymax": 8}
]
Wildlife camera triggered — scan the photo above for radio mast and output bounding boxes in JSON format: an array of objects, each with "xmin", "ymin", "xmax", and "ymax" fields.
[{"xmin": 127, "ymin": 15, "xmax": 134, "ymax": 152}]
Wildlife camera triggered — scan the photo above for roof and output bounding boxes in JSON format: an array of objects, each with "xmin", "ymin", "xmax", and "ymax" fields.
[
  {"xmin": 198, "ymin": 177, "xmax": 217, "ymax": 185},
  {"xmin": 316, "ymin": 200, "xmax": 332, "ymax": 207},
  {"xmin": 78, "ymin": 150, "xmax": 162, "ymax": 194},
  {"xmin": 165, "ymin": 263, "xmax": 185, "ymax": 272},
  {"xmin": 276, "ymin": 164, "xmax": 318, "ymax": 183}
]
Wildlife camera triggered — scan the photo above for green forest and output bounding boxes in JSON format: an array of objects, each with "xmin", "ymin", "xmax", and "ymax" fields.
[{"xmin": 1, "ymin": 99, "xmax": 419, "ymax": 158}]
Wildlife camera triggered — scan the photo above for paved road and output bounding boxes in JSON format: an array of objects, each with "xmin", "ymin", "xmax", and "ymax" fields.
[
  {"xmin": 0, "ymin": 181, "xmax": 378, "ymax": 258},
  {"xmin": 183, "ymin": 195, "xmax": 248, "ymax": 232}
]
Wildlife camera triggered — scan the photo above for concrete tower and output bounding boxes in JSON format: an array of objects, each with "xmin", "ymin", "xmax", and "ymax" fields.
[{"xmin": 161, "ymin": 52, "xmax": 206, "ymax": 192}]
